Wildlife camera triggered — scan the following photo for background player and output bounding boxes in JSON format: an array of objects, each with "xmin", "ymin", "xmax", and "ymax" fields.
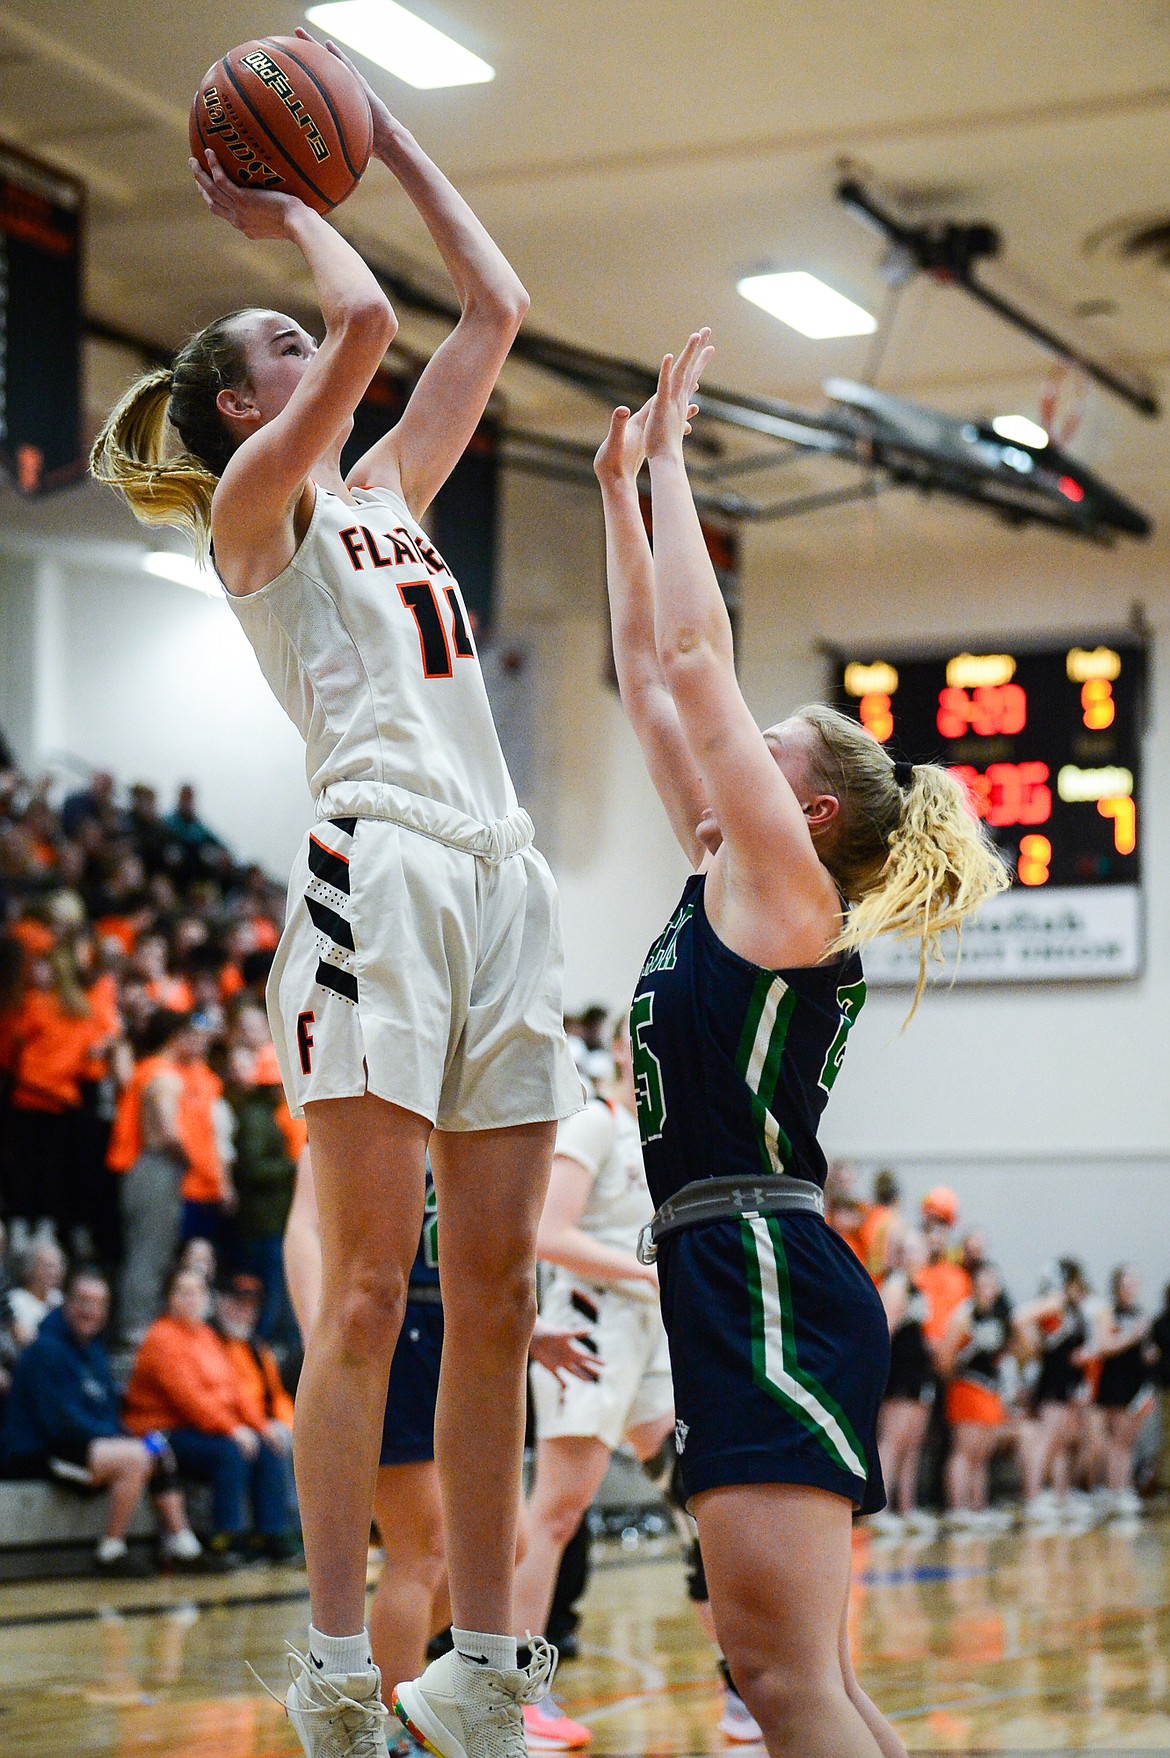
[
  {"xmin": 90, "ymin": 34, "xmax": 581, "ymax": 1758},
  {"xmin": 594, "ymin": 330, "xmax": 1007, "ymax": 1758},
  {"xmin": 515, "ymin": 1015, "xmax": 674, "ymax": 1749}
]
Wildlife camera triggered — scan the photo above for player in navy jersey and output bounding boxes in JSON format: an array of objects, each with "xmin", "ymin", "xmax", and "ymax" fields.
[{"xmin": 594, "ymin": 331, "xmax": 1006, "ymax": 1758}]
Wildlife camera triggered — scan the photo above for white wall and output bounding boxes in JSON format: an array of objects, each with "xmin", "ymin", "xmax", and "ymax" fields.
[{"xmin": 0, "ymin": 547, "xmax": 311, "ymax": 878}]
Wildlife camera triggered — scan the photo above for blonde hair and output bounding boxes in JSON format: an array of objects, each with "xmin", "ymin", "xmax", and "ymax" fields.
[
  {"xmin": 799, "ymin": 703, "xmax": 1009, "ymax": 1015},
  {"xmin": 89, "ymin": 311, "xmax": 260, "ymax": 556}
]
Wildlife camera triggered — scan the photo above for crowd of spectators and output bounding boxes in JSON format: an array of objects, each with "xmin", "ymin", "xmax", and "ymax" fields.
[
  {"xmin": 0, "ymin": 757, "xmax": 302, "ymax": 1571},
  {"xmin": 825, "ymin": 1164, "xmax": 1170, "ymax": 1534}
]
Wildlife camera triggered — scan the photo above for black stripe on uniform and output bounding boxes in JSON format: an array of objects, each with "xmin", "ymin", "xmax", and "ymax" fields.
[
  {"xmin": 221, "ymin": 56, "xmax": 333, "ymax": 209},
  {"xmin": 262, "ymin": 38, "xmax": 371, "ymax": 181},
  {"xmin": 330, "ymin": 817, "xmax": 357, "ymax": 836},
  {"xmin": 305, "ymin": 893, "xmax": 356, "ymax": 952},
  {"xmin": 316, "ymin": 959, "xmax": 358, "ymax": 1004},
  {"xmin": 307, "ymin": 834, "xmax": 351, "ymax": 894}
]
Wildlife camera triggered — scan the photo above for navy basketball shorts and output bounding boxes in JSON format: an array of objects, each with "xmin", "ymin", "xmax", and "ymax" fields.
[
  {"xmin": 659, "ymin": 1210, "xmax": 888, "ymax": 1514},
  {"xmin": 379, "ymin": 1299, "xmax": 444, "ymax": 1467}
]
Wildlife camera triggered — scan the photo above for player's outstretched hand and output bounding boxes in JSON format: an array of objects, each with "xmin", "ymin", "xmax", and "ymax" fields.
[
  {"xmin": 594, "ymin": 393, "xmax": 699, "ymax": 488},
  {"xmin": 530, "ymin": 1321, "xmax": 604, "ymax": 1388},
  {"xmin": 295, "ymin": 24, "xmax": 404, "ymax": 157},
  {"xmin": 190, "ymin": 150, "xmax": 303, "ymax": 240},
  {"xmin": 644, "ymin": 329, "xmax": 714, "ymax": 462}
]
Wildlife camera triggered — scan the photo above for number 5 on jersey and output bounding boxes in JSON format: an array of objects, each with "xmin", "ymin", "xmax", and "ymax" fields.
[
  {"xmin": 630, "ymin": 991, "xmax": 667, "ymax": 1143},
  {"xmin": 399, "ymin": 579, "xmax": 475, "ymax": 680}
]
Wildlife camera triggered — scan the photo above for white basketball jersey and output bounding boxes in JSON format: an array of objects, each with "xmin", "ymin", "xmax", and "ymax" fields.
[
  {"xmin": 226, "ymin": 483, "xmax": 517, "ymax": 826},
  {"xmin": 554, "ymin": 1097, "xmax": 655, "ymax": 1258}
]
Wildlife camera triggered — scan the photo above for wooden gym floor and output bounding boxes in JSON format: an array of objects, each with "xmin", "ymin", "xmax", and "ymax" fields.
[{"xmin": 0, "ymin": 1512, "xmax": 1167, "ymax": 1756}]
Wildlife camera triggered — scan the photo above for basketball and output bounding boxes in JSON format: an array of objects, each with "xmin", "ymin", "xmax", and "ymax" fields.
[{"xmin": 190, "ymin": 35, "xmax": 372, "ymax": 215}]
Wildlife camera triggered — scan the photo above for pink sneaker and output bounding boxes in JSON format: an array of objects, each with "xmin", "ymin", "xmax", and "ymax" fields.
[{"xmin": 523, "ymin": 1694, "xmax": 592, "ymax": 1750}]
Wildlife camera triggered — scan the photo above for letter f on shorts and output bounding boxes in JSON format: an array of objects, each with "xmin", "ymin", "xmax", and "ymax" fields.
[{"xmin": 297, "ymin": 1010, "xmax": 315, "ymax": 1074}]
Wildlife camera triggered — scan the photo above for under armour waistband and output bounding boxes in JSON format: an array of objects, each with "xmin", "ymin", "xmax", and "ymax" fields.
[
  {"xmin": 637, "ymin": 1174, "xmax": 825, "ymax": 1264},
  {"xmin": 315, "ymin": 781, "xmax": 534, "ymax": 863}
]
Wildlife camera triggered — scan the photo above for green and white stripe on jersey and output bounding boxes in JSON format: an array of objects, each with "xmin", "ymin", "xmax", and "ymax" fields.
[
  {"xmin": 734, "ymin": 971, "xmax": 797, "ymax": 1177},
  {"xmin": 741, "ymin": 1213, "xmax": 868, "ymax": 1482}
]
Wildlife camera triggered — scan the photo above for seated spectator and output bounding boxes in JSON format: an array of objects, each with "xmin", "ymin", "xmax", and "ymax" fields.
[
  {"xmin": 0, "ymin": 1221, "xmax": 20, "ymax": 1413},
  {"xmin": 8, "ymin": 1239, "xmax": 66, "ymax": 1347},
  {"xmin": 178, "ymin": 1235, "xmax": 218, "ymax": 1285},
  {"xmin": 0, "ymin": 1268, "xmax": 210, "ymax": 1575},
  {"xmin": 164, "ymin": 785, "xmax": 231, "ymax": 886},
  {"xmin": 123, "ymin": 1268, "xmax": 295, "ymax": 1559},
  {"xmin": 212, "ymin": 1273, "xmax": 297, "ymax": 1557}
]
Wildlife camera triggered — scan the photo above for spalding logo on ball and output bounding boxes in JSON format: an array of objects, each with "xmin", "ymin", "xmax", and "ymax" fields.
[{"xmin": 191, "ymin": 35, "xmax": 373, "ymax": 214}]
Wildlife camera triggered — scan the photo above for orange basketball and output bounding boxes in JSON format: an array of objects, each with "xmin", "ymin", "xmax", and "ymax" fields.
[{"xmin": 190, "ymin": 35, "xmax": 372, "ymax": 215}]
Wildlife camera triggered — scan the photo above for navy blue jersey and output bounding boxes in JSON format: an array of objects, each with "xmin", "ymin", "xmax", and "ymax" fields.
[
  {"xmin": 631, "ymin": 873, "xmax": 865, "ymax": 1210},
  {"xmin": 410, "ymin": 1165, "xmax": 440, "ymax": 1291}
]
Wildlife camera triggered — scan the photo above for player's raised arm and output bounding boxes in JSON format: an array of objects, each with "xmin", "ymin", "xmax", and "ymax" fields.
[
  {"xmin": 188, "ymin": 155, "xmax": 396, "ymax": 578},
  {"xmin": 304, "ymin": 33, "xmax": 529, "ymax": 517},
  {"xmin": 595, "ymin": 401, "xmax": 709, "ymax": 865},
  {"xmin": 644, "ymin": 334, "xmax": 836, "ymax": 939}
]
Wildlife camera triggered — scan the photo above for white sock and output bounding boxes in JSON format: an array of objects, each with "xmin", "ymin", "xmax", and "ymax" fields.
[
  {"xmin": 309, "ymin": 1625, "xmax": 374, "ymax": 1676},
  {"xmin": 452, "ymin": 1628, "xmax": 518, "ymax": 1672},
  {"xmin": 96, "ymin": 1536, "xmax": 127, "ymax": 1564},
  {"xmin": 163, "ymin": 1527, "xmax": 202, "ymax": 1561}
]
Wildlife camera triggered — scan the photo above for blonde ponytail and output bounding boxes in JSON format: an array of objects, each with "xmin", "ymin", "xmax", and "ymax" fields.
[
  {"xmin": 799, "ymin": 704, "xmax": 1009, "ymax": 1016},
  {"xmin": 90, "ymin": 311, "xmax": 257, "ymax": 557}
]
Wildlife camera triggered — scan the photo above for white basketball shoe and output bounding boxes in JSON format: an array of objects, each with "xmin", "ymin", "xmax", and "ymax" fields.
[
  {"xmin": 394, "ymin": 1639, "xmax": 557, "ymax": 1758},
  {"xmin": 283, "ymin": 1645, "xmax": 389, "ymax": 1758}
]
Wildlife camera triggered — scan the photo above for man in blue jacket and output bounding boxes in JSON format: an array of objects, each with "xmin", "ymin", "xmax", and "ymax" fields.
[{"xmin": 1, "ymin": 1267, "xmax": 211, "ymax": 1575}]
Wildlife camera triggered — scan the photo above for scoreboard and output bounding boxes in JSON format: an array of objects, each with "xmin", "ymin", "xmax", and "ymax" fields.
[
  {"xmin": 0, "ymin": 142, "xmax": 84, "ymax": 493},
  {"xmin": 830, "ymin": 639, "xmax": 1147, "ymax": 984}
]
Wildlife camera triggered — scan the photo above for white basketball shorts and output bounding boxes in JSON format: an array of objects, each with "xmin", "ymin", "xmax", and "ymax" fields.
[
  {"xmin": 531, "ymin": 1272, "xmax": 673, "ymax": 1451},
  {"xmin": 267, "ymin": 812, "xmax": 584, "ymax": 1131}
]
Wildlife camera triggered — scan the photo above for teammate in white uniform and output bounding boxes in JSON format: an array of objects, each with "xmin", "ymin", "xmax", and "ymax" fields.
[
  {"xmin": 91, "ymin": 33, "xmax": 579, "ymax": 1758},
  {"xmin": 514, "ymin": 1017, "xmax": 674, "ymax": 1750}
]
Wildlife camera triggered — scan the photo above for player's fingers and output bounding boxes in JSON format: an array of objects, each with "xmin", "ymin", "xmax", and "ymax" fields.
[{"xmin": 655, "ymin": 353, "xmax": 674, "ymax": 401}]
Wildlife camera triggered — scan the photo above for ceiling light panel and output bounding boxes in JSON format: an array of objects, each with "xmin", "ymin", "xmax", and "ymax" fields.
[
  {"xmin": 305, "ymin": 2, "xmax": 495, "ymax": 89},
  {"xmin": 737, "ymin": 272, "xmax": 876, "ymax": 340},
  {"xmin": 992, "ymin": 413, "xmax": 1049, "ymax": 447}
]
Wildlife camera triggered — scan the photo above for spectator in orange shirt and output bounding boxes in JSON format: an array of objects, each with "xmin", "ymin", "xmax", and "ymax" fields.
[
  {"xmin": 123, "ymin": 1268, "xmax": 293, "ymax": 1558},
  {"xmin": 858, "ymin": 1168, "xmax": 904, "ymax": 1284},
  {"xmin": 212, "ymin": 1273, "xmax": 298, "ymax": 1558},
  {"xmin": 3, "ymin": 940, "xmax": 118, "ymax": 1251},
  {"xmin": 108, "ymin": 1010, "xmax": 219, "ymax": 1343},
  {"xmin": 916, "ymin": 1188, "xmax": 973, "ymax": 1357}
]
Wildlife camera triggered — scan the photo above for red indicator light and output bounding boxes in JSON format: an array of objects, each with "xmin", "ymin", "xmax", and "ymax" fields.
[
  {"xmin": 1098, "ymin": 796, "xmax": 1136, "ymax": 856},
  {"xmin": 859, "ymin": 691, "xmax": 894, "ymax": 742},
  {"xmin": 1058, "ymin": 475, "xmax": 1085, "ymax": 503},
  {"xmin": 936, "ymin": 683, "xmax": 1027, "ymax": 739},
  {"xmin": 1081, "ymin": 678, "xmax": 1115, "ymax": 730},
  {"xmin": 1018, "ymin": 834, "xmax": 1052, "ymax": 886},
  {"xmin": 947, "ymin": 761, "xmax": 1052, "ymax": 828}
]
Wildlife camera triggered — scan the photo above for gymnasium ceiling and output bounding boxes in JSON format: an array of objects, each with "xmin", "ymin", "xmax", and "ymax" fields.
[{"xmin": 2, "ymin": 0, "xmax": 1170, "ymax": 566}]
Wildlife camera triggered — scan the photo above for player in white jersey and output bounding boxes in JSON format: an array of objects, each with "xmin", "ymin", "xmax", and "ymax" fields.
[
  {"xmin": 91, "ymin": 33, "xmax": 580, "ymax": 1758},
  {"xmin": 514, "ymin": 1016, "xmax": 674, "ymax": 1749}
]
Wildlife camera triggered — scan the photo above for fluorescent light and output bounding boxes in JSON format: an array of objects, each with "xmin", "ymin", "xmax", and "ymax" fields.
[
  {"xmin": 306, "ymin": 2, "xmax": 494, "ymax": 88},
  {"xmin": 992, "ymin": 413, "xmax": 1048, "ymax": 448},
  {"xmin": 142, "ymin": 551, "xmax": 221, "ymax": 596},
  {"xmin": 737, "ymin": 272, "xmax": 876, "ymax": 340}
]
